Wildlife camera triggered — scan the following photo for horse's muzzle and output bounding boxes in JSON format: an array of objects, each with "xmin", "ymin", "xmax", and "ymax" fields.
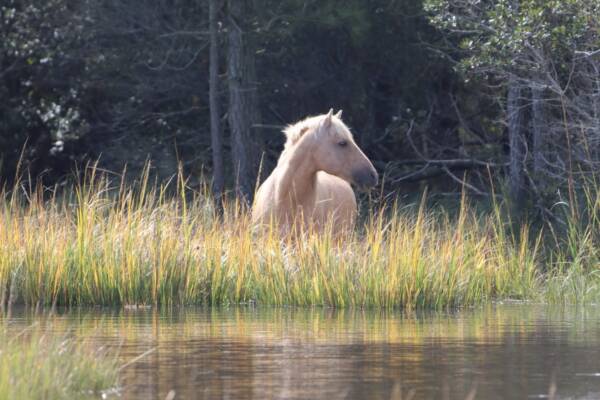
[{"xmin": 352, "ymin": 167, "xmax": 378, "ymax": 189}]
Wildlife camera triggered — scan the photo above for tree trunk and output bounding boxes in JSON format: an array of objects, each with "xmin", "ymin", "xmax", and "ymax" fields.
[
  {"xmin": 507, "ymin": 80, "xmax": 526, "ymax": 208},
  {"xmin": 227, "ymin": 0, "xmax": 261, "ymax": 202},
  {"xmin": 531, "ymin": 86, "xmax": 545, "ymax": 178},
  {"xmin": 592, "ymin": 61, "xmax": 600, "ymax": 162},
  {"xmin": 209, "ymin": 0, "xmax": 224, "ymax": 198}
]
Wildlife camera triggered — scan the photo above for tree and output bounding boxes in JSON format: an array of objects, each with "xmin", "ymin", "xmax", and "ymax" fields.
[
  {"xmin": 227, "ymin": 0, "xmax": 262, "ymax": 201},
  {"xmin": 56, "ymin": 0, "xmax": 216, "ymax": 183},
  {"xmin": 424, "ymin": 0, "xmax": 600, "ymax": 210},
  {"xmin": 0, "ymin": 0, "xmax": 88, "ymax": 182},
  {"xmin": 208, "ymin": 0, "xmax": 224, "ymax": 197}
]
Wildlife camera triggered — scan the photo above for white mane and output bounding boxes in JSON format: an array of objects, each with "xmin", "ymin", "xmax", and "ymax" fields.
[{"xmin": 282, "ymin": 113, "xmax": 348, "ymax": 150}]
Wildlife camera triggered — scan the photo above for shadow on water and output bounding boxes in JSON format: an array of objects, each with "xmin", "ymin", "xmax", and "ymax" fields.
[{"xmin": 3, "ymin": 304, "xmax": 600, "ymax": 400}]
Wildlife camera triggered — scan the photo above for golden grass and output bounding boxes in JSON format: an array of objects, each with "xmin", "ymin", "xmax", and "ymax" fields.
[
  {"xmin": 0, "ymin": 167, "xmax": 597, "ymax": 309},
  {"xmin": 0, "ymin": 323, "xmax": 118, "ymax": 400}
]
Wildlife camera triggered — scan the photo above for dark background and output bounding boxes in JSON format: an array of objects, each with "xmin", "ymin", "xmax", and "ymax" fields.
[{"xmin": 1, "ymin": 0, "xmax": 598, "ymax": 215}]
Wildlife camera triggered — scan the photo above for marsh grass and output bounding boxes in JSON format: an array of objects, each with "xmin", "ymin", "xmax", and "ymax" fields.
[
  {"xmin": 0, "ymin": 324, "xmax": 118, "ymax": 400},
  {"xmin": 542, "ymin": 183, "xmax": 600, "ymax": 303},
  {"xmin": 0, "ymin": 166, "xmax": 598, "ymax": 309}
]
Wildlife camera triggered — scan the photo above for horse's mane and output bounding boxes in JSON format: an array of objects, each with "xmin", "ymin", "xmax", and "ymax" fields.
[{"xmin": 282, "ymin": 115, "xmax": 323, "ymax": 150}]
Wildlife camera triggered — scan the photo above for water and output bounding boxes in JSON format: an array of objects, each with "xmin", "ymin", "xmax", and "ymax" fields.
[{"xmin": 4, "ymin": 304, "xmax": 600, "ymax": 400}]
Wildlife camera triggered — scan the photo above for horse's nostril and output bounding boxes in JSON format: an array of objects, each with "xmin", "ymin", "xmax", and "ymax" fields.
[
  {"xmin": 352, "ymin": 168, "xmax": 378, "ymax": 188},
  {"xmin": 370, "ymin": 170, "xmax": 378, "ymax": 185}
]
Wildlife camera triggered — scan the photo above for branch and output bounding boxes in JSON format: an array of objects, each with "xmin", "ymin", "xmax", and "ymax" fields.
[
  {"xmin": 158, "ymin": 31, "xmax": 209, "ymax": 39},
  {"xmin": 390, "ymin": 159, "xmax": 507, "ymax": 168},
  {"xmin": 251, "ymin": 124, "xmax": 285, "ymax": 130},
  {"xmin": 441, "ymin": 166, "xmax": 486, "ymax": 196},
  {"xmin": 575, "ymin": 49, "xmax": 600, "ymax": 59}
]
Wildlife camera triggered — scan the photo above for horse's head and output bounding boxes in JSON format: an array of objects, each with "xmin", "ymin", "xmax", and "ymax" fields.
[{"xmin": 313, "ymin": 109, "xmax": 378, "ymax": 189}]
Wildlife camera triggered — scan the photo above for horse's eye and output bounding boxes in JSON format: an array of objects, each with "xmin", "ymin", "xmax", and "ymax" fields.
[{"xmin": 338, "ymin": 140, "xmax": 348, "ymax": 147}]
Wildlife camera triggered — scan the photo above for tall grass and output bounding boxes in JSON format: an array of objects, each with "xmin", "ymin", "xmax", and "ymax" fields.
[
  {"xmin": 543, "ymin": 183, "xmax": 600, "ymax": 303},
  {"xmin": 0, "ymin": 167, "xmax": 597, "ymax": 309},
  {"xmin": 0, "ymin": 324, "xmax": 118, "ymax": 400}
]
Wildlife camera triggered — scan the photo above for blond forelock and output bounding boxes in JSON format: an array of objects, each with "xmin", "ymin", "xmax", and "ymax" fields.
[{"xmin": 283, "ymin": 114, "xmax": 350, "ymax": 150}]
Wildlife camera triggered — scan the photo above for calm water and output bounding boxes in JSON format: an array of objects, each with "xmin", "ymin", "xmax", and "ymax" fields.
[{"xmin": 4, "ymin": 305, "xmax": 600, "ymax": 399}]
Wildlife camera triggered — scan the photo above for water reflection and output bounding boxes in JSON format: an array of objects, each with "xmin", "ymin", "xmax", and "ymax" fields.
[{"xmin": 4, "ymin": 305, "xmax": 600, "ymax": 399}]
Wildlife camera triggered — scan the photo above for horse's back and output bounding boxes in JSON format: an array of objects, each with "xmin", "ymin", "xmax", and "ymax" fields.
[
  {"xmin": 315, "ymin": 172, "xmax": 357, "ymax": 231},
  {"xmin": 252, "ymin": 170, "xmax": 357, "ymax": 233}
]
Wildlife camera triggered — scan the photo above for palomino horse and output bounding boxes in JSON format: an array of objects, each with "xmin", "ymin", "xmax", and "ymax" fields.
[{"xmin": 252, "ymin": 109, "xmax": 378, "ymax": 234}]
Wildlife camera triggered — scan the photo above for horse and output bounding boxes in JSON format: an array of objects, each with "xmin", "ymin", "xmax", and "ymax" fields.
[{"xmin": 251, "ymin": 109, "xmax": 378, "ymax": 234}]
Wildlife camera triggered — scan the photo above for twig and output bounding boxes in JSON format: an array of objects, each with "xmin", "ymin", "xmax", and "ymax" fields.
[{"xmin": 119, "ymin": 347, "xmax": 157, "ymax": 371}]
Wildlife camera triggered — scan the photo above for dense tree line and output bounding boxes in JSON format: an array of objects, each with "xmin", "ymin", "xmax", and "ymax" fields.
[
  {"xmin": 1, "ymin": 0, "xmax": 598, "ymax": 214},
  {"xmin": 425, "ymin": 0, "xmax": 600, "ymax": 214}
]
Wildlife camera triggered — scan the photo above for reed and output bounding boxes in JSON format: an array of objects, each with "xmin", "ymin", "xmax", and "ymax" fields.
[
  {"xmin": 0, "ymin": 167, "xmax": 598, "ymax": 309},
  {"xmin": 0, "ymin": 324, "xmax": 118, "ymax": 400}
]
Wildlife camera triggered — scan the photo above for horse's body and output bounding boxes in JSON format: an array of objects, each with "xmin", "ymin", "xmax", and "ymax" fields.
[
  {"xmin": 253, "ymin": 170, "xmax": 357, "ymax": 231},
  {"xmin": 252, "ymin": 110, "xmax": 377, "ymax": 234}
]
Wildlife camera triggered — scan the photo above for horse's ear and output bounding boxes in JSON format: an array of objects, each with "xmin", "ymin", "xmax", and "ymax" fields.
[
  {"xmin": 335, "ymin": 110, "xmax": 342, "ymax": 119},
  {"xmin": 322, "ymin": 109, "xmax": 334, "ymax": 130}
]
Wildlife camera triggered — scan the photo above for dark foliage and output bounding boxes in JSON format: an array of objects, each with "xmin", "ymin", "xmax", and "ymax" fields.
[{"xmin": 1, "ymin": 0, "xmax": 598, "ymax": 212}]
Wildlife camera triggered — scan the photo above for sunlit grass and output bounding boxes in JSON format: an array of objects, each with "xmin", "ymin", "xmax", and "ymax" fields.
[
  {"xmin": 0, "ymin": 324, "xmax": 118, "ymax": 400},
  {"xmin": 0, "ymin": 166, "xmax": 598, "ymax": 309}
]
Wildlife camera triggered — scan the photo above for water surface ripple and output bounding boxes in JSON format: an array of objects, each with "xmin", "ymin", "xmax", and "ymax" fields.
[{"xmin": 4, "ymin": 305, "xmax": 600, "ymax": 399}]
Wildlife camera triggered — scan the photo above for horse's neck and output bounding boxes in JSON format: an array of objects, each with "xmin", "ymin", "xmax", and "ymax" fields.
[{"xmin": 276, "ymin": 142, "xmax": 318, "ymax": 211}]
